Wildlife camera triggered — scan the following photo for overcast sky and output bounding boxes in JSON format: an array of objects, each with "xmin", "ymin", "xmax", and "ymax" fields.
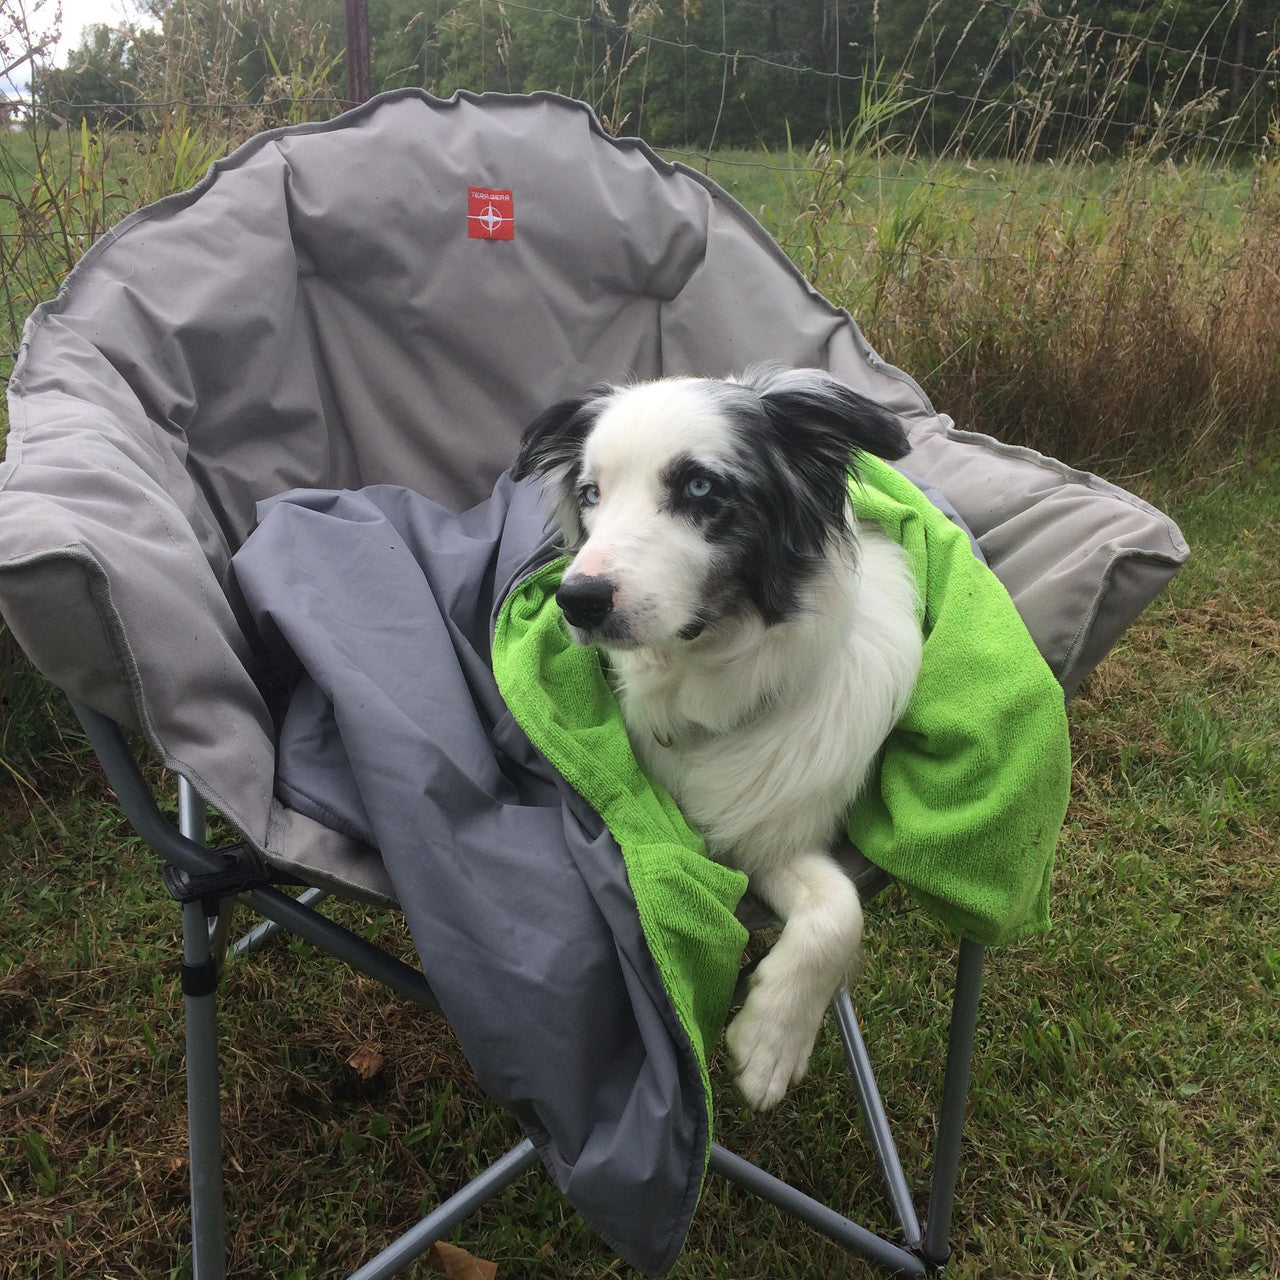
[
  {"xmin": 5, "ymin": 0, "xmax": 155, "ymax": 96},
  {"xmin": 46, "ymin": 0, "xmax": 151, "ymax": 61}
]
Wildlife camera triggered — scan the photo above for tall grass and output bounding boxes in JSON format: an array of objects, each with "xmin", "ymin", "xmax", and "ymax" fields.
[{"xmin": 760, "ymin": 97, "xmax": 1280, "ymax": 468}]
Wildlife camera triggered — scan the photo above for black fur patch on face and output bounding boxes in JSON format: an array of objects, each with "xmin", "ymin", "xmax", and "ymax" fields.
[
  {"xmin": 512, "ymin": 388, "xmax": 612, "ymax": 482},
  {"xmin": 701, "ymin": 369, "xmax": 910, "ymax": 626},
  {"xmin": 659, "ymin": 454, "xmax": 734, "ymax": 526},
  {"xmin": 512, "ymin": 386, "xmax": 613, "ymax": 542},
  {"xmin": 748, "ymin": 366, "xmax": 911, "ymax": 468}
]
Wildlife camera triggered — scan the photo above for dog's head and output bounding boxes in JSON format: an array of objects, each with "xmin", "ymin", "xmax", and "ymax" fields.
[{"xmin": 511, "ymin": 367, "xmax": 910, "ymax": 648}]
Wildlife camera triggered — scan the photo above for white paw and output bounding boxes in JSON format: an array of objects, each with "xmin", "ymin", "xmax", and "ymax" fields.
[{"xmin": 725, "ymin": 973, "xmax": 823, "ymax": 1110}]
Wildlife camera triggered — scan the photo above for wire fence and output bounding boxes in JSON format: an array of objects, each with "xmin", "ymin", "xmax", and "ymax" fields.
[
  {"xmin": 4, "ymin": 0, "xmax": 1277, "ymax": 142},
  {"xmin": 462, "ymin": 0, "xmax": 1279, "ymax": 154},
  {"xmin": 3, "ymin": 0, "xmax": 1280, "ymax": 381},
  {"xmin": 7, "ymin": 5, "xmax": 1279, "ymax": 119}
]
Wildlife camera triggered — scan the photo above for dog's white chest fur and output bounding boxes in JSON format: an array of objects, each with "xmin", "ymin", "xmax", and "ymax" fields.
[{"xmin": 611, "ymin": 524, "xmax": 920, "ymax": 877}]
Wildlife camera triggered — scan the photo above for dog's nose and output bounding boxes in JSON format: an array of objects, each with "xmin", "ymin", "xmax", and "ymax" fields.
[{"xmin": 557, "ymin": 575, "xmax": 616, "ymax": 630}]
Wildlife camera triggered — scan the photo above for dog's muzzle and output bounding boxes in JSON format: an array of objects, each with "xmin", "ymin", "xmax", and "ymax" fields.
[{"xmin": 556, "ymin": 574, "xmax": 616, "ymax": 631}]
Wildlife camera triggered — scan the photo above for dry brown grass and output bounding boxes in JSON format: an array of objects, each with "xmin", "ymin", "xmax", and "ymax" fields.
[{"xmin": 769, "ymin": 145, "xmax": 1280, "ymax": 471}]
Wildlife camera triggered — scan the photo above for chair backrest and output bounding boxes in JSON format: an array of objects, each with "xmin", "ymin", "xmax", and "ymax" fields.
[{"xmin": 0, "ymin": 90, "xmax": 1187, "ymax": 875}]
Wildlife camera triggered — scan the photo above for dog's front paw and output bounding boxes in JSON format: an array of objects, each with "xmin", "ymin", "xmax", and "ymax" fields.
[{"xmin": 725, "ymin": 974, "xmax": 823, "ymax": 1110}]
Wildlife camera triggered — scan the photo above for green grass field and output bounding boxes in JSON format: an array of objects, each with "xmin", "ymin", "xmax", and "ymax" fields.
[
  {"xmin": 662, "ymin": 145, "xmax": 1260, "ymax": 228},
  {"xmin": 2, "ymin": 460, "xmax": 1276, "ymax": 1278},
  {"xmin": 2, "ymin": 121, "xmax": 1278, "ymax": 1278}
]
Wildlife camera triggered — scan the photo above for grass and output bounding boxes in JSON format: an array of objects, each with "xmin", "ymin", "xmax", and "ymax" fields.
[
  {"xmin": 776, "ymin": 145, "xmax": 1280, "ymax": 469},
  {"xmin": 0, "ymin": 120, "xmax": 252, "ymax": 389},
  {"xmin": 2, "ymin": 456, "xmax": 1277, "ymax": 1277},
  {"xmin": 655, "ymin": 137, "xmax": 1280, "ymax": 472}
]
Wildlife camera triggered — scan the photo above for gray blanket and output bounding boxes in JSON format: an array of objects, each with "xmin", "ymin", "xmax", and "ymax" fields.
[{"xmin": 230, "ymin": 475, "xmax": 710, "ymax": 1275}]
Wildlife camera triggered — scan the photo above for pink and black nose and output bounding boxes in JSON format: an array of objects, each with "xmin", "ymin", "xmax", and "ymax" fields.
[{"xmin": 557, "ymin": 575, "xmax": 615, "ymax": 630}]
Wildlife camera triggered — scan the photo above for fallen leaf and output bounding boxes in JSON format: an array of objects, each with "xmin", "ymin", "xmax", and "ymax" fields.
[
  {"xmin": 346, "ymin": 1043, "xmax": 384, "ymax": 1080},
  {"xmin": 425, "ymin": 1241, "xmax": 497, "ymax": 1280}
]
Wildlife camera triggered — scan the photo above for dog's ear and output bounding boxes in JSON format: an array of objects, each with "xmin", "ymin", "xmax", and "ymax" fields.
[
  {"xmin": 732, "ymin": 369, "xmax": 908, "ymax": 624},
  {"xmin": 751, "ymin": 367, "xmax": 911, "ymax": 465},
  {"xmin": 511, "ymin": 386, "xmax": 613, "ymax": 481},
  {"xmin": 512, "ymin": 386, "xmax": 613, "ymax": 547}
]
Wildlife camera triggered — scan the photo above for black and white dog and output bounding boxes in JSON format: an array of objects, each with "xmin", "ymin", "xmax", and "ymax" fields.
[{"xmin": 512, "ymin": 367, "xmax": 923, "ymax": 1109}]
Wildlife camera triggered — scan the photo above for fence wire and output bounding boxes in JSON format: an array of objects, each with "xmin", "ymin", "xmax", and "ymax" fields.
[
  {"xmin": 6, "ymin": 0, "xmax": 1278, "ymax": 141},
  {"xmin": 439, "ymin": 0, "xmax": 1280, "ymax": 153},
  {"xmin": 3, "ymin": 0, "xmax": 1279, "ymax": 372}
]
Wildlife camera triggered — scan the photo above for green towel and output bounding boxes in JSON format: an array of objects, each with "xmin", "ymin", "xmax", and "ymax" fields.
[
  {"xmin": 492, "ymin": 455, "xmax": 1072, "ymax": 1141},
  {"xmin": 844, "ymin": 456, "xmax": 1071, "ymax": 945}
]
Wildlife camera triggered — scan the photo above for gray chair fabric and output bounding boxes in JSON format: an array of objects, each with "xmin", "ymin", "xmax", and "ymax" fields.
[{"xmin": 0, "ymin": 87, "xmax": 1187, "ymax": 898}]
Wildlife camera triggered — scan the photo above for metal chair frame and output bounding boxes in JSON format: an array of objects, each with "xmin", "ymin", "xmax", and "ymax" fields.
[{"xmin": 74, "ymin": 698, "xmax": 983, "ymax": 1280}]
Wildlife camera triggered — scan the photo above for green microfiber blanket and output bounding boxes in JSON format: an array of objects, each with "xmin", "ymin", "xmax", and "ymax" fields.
[
  {"xmin": 492, "ymin": 453, "xmax": 1071, "ymax": 1134},
  {"xmin": 845, "ymin": 456, "xmax": 1072, "ymax": 945}
]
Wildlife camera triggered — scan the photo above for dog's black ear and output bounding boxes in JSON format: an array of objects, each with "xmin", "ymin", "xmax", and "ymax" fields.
[
  {"xmin": 752, "ymin": 367, "xmax": 911, "ymax": 464},
  {"xmin": 511, "ymin": 386, "xmax": 613, "ymax": 481},
  {"xmin": 730, "ymin": 369, "xmax": 909, "ymax": 624}
]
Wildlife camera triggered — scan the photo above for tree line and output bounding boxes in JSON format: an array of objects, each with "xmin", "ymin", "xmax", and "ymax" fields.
[{"xmin": 31, "ymin": 0, "xmax": 1280, "ymax": 154}]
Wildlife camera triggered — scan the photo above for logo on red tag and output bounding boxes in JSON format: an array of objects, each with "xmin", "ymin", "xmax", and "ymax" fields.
[{"xmin": 467, "ymin": 186, "xmax": 515, "ymax": 241}]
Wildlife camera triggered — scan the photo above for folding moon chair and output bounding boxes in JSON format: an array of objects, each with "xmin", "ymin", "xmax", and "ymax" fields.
[{"xmin": 0, "ymin": 90, "xmax": 1188, "ymax": 1278}]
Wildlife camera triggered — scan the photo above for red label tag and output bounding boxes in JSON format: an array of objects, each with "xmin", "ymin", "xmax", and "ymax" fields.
[{"xmin": 467, "ymin": 186, "xmax": 515, "ymax": 241}]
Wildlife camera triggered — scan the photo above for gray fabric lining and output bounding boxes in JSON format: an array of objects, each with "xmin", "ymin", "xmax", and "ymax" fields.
[{"xmin": 230, "ymin": 475, "xmax": 703, "ymax": 1273}]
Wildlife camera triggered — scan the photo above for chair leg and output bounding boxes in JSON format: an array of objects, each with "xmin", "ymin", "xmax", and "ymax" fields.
[
  {"xmin": 345, "ymin": 1139, "xmax": 540, "ymax": 1280},
  {"xmin": 708, "ymin": 1144, "xmax": 926, "ymax": 1277},
  {"xmin": 921, "ymin": 938, "xmax": 985, "ymax": 1268},
  {"xmin": 232, "ymin": 887, "xmax": 330, "ymax": 957},
  {"xmin": 175, "ymin": 779, "xmax": 228, "ymax": 1280},
  {"xmin": 832, "ymin": 988, "xmax": 923, "ymax": 1250},
  {"xmin": 182, "ymin": 898, "xmax": 228, "ymax": 1280}
]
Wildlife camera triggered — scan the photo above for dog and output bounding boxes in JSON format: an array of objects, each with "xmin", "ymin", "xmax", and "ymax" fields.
[{"xmin": 511, "ymin": 366, "xmax": 923, "ymax": 1110}]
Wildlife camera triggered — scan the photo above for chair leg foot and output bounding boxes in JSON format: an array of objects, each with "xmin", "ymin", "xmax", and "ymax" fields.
[{"xmin": 920, "ymin": 1245, "xmax": 951, "ymax": 1273}]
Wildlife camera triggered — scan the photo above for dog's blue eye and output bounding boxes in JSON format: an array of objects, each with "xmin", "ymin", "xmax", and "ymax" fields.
[
  {"xmin": 684, "ymin": 476, "xmax": 714, "ymax": 500},
  {"xmin": 579, "ymin": 483, "xmax": 600, "ymax": 507}
]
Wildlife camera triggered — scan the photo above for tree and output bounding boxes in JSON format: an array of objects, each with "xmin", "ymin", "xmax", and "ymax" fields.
[
  {"xmin": 33, "ymin": 23, "xmax": 161, "ymax": 127},
  {"xmin": 25, "ymin": 0, "xmax": 1280, "ymax": 151}
]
